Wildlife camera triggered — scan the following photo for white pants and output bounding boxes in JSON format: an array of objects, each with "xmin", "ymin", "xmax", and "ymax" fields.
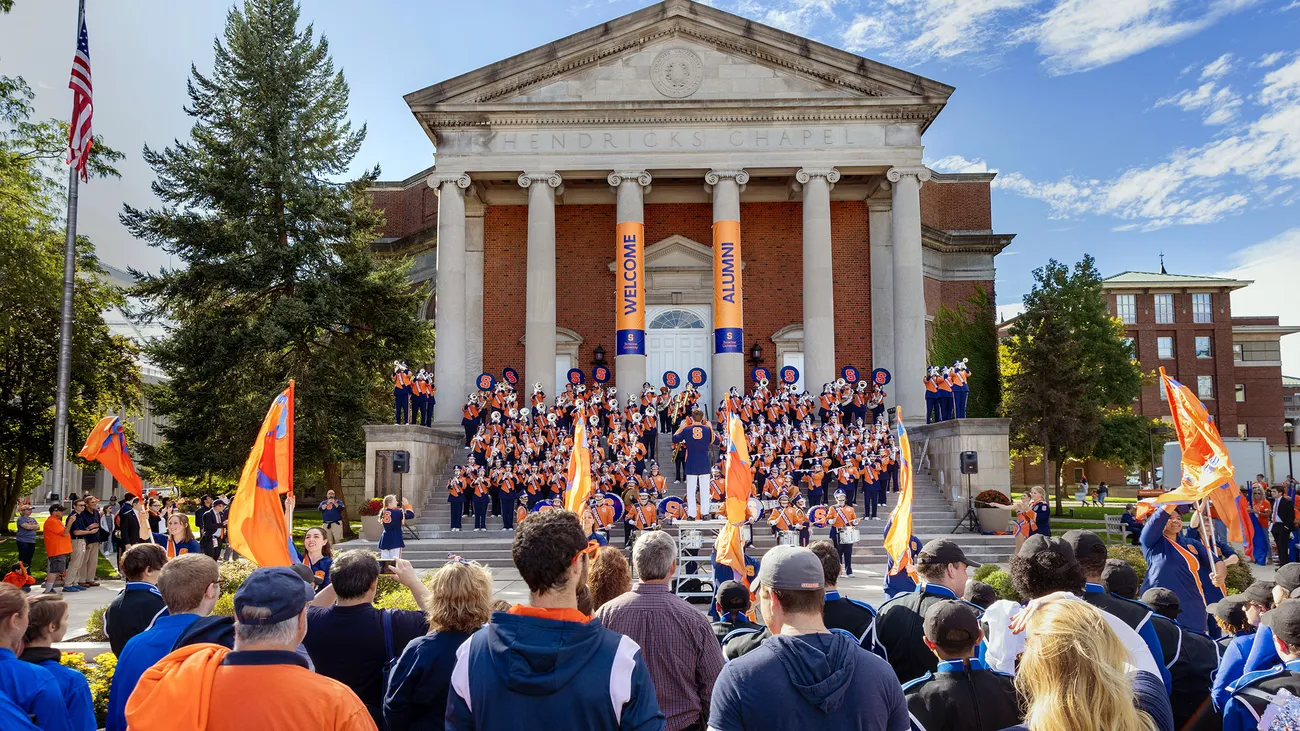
[
  {"xmin": 686, "ymin": 474, "xmax": 710, "ymax": 519},
  {"xmin": 379, "ymin": 547, "xmax": 402, "ymax": 560}
]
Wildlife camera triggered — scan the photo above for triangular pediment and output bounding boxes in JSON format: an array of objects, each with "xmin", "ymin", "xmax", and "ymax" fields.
[
  {"xmin": 407, "ymin": 0, "xmax": 951, "ymax": 115},
  {"xmin": 607, "ymin": 235, "xmax": 716, "ymax": 271}
]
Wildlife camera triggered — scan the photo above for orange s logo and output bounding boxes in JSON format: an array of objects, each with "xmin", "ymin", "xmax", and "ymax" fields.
[{"xmin": 692, "ymin": 427, "xmax": 703, "ymax": 440}]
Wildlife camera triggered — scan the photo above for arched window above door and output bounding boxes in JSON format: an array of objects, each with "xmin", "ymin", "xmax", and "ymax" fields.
[{"xmin": 649, "ymin": 309, "xmax": 705, "ymax": 330}]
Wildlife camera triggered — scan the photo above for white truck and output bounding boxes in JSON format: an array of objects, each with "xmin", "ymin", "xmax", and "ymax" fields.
[{"xmin": 1162, "ymin": 438, "xmax": 1272, "ymax": 488}]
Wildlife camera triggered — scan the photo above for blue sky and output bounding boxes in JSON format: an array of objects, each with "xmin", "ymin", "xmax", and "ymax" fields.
[{"xmin": 3, "ymin": 0, "xmax": 1298, "ymax": 367}]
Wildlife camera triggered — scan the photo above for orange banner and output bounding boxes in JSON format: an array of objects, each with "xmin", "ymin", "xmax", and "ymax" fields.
[
  {"xmin": 615, "ymin": 221, "xmax": 645, "ymax": 356},
  {"xmin": 712, "ymin": 219, "xmax": 743, "ymax": 354}
]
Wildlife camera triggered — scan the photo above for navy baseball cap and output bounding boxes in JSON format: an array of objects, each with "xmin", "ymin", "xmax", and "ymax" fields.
[{"xmin": 234, "ymin": 566, "xmax": 315, "ymax": 625}]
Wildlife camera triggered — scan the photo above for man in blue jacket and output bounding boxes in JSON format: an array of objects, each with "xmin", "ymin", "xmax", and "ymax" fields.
[
  {"xmin": 105, "ymin": 554, "xmax": 221, "ymax": 731},
  {"xmin": 446, "ymin": 510, "xmax": 663, "ymax": 731},
  {"xmin": 1140, "ymin": 505, "xmax": 1222, "ymax": 633},
  {"xmin": 672, "ymin": 409, "xmax": 715, "ymax": 520}
]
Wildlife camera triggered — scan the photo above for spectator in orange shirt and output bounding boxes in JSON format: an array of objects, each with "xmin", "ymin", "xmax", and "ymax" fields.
[
  {"xmin": 126, "ymin": 566, "xmax": 375, "ymax": 731},
  {"xmin": 41, "ymin": 505, "xmax": 73, "ymax": 595}
]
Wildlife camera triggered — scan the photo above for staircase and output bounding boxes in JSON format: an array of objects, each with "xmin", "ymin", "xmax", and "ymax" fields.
[{"xmin": 342, "ymin": 434, "xmax": 1016, "ymax": 570}]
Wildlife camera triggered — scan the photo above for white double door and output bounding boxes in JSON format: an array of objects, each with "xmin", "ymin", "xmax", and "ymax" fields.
[{"xmin": 645, "ymin": 305, "xmax": 712, "ymax": 415}]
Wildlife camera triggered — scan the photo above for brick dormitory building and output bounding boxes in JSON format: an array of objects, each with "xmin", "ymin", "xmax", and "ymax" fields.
[{"xmin": 1006, "ymin": 270, "xmax": 1299, "ymax": 489}]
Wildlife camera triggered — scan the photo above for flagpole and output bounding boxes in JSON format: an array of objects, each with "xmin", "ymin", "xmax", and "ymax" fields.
[{"xmin": 50, "ymin": 0, "xmax": 86, "ymax": 500}]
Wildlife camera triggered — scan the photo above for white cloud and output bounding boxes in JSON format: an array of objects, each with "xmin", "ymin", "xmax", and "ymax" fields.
[
  {"xmin": 742, "ymin": 0, "xmax": 840, "ymax": 35},
  {"xmin": 1155, "ymin": 81, "xmax": 1243, "ymax": 124},
  {"xmin": 841, "ymin": 0, "xmax": 1037, "ymax": 61},
  {"xmin": 1201, "ymin": 52, "xmax": 1234, "ymax": 79},
  {"xmin": 1252, "ymin": 51, "xmax": 1287, "ymax": 69},
  {"xmin": 928, "ymin": 155, "xmax": 999, "ymax": 173},
  {"xmin": 1214, "ymin": 227, "xmax": 1300, "ymax": 375},
  {"xmin": 993, "ymin": 56, "xmax": 1300, "ymax": 229}
]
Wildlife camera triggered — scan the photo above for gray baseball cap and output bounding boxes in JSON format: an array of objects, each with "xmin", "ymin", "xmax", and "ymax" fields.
[{"xmin": 756, "ymin": 545, "xmax": 825, "ymax": 591}]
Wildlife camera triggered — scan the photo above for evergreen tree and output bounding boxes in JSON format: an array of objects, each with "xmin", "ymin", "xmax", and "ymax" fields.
[
  {"xmin": 123, "ymin": 0, "xmax": 432, "ymax": 498},
  {"xmin": 927, "ymin": 286, "xmax": 1000, "ymax": 418},
  {"xmin": 1003, "ymin": 255, "xmax": 1143, "ymax": 513}
]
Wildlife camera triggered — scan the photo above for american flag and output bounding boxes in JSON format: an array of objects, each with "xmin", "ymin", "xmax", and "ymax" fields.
[{"xmin": 67, "ymin": 3, "xmax": 93, "ymax": 180}]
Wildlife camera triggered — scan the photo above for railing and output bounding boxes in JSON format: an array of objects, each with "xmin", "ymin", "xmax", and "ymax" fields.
[{"xmin": 915, "ymin": 435, "xmax": 931, "ymax": 475}]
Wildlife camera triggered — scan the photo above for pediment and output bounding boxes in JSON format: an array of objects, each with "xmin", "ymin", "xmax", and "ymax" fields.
[
  {"xmin": 607, "ymin": 235, "xmax": 717, "ymax": 271},
  {"xmin": 407, "ymin": 0, "xmax": 951, "ymax": 116}
]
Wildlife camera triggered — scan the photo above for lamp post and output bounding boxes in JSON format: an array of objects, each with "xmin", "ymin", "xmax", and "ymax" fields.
[
  {"xmin": 1148, "ymin": 425, "xmax": 1171, "ymax": 489},
  {"xmin": 1284, "ymin": 422, "xmax": 1295, "ymax": 481}
]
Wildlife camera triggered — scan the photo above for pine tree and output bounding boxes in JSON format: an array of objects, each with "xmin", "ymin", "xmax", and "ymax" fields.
[{"xmin": 123, "ymin": 0, "xmax": 431, "ymax": 496}]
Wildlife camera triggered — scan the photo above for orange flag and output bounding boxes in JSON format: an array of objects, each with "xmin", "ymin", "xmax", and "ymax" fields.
[
  {"xmin": 78, "ymin": 416, "xmax": 144, "ymax": 498},
  {"xmin": 715, "ymin": 415, "xmax": 754, "ymax": 590},
  {"xmin": 228, "ymin": 382, "xmax": 295, "ymax": 567},
  {"xmin": 1153, "ymin": 368, "xmax": 1235, "ymax": 504},
  {"xmin": 563, "ymin": 410, "xmax": 593, "ymax": 513},
  {"xmin": 883, "ymin": 415, "xmax": 915, "ymax": 574}
]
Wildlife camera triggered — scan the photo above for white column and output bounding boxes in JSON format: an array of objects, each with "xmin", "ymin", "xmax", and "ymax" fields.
[
  {"xmin": 797, "ymin": 167, "xmax": 839, "ymax": 393},
  {"xmin": 519, "ymin": 171, "xmax": 562, "ymax": 406},
  {"xmin": 706, "ymin": 168, "xmax": 748, "ymax": 408},
  {"xmin": 609, "ymin": 170, "xmax": 652, "ymax": 404},
  {"xmin": 429, "ymin": 171, "xmax": 471, "ymax": 425},
  {"xmin": 464, "ymin": 195, "xmax": 486, "ymax": 388},
  {"xmin": 888, "ymin": 166, "xmax": 931, "ymax": 423},
  {"xmin": 868, "ymin": 189, "xmax": 895, "ymax": 410}
]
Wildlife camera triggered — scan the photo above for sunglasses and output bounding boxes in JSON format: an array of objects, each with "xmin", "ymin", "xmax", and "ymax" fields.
[{"xmin": 572, "ymin": 539, "xmax": 601, "ymax": 564}]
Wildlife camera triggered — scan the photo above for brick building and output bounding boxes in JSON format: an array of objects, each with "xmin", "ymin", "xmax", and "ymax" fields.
[{"xmin": 366, "ymin": 0, "xmax": 1011, "ymax": 424}]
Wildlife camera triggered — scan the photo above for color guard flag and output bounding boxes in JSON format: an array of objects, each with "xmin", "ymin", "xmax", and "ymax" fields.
[
  {"xmin": 883, "ymin": 415, "xmax": 915, "ymax": 575},
  {"xmin": 715, "ymin": 414, "xmax": 754, "ymax": 589},
  {"xmin": 77, "ymin": 416, "xmax": 142, "ymax": 498},
  {"xmin": 563, "ymin": 410, "xmax": 593, "ymax": 513},
  {"xmin": 228, "ymin": 382, "xmax": 295, "ymax": 567},
  {"xmin": 1153, "ymin": 368, "xmax": 1235, "ymax": 504}
]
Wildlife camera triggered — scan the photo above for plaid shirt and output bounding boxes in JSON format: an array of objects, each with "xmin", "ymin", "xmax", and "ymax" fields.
[{"xmin": 596, "ymin": 582, "xmax": 724, "ymax": 731}]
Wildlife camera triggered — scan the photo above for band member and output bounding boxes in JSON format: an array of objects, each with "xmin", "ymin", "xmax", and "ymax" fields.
[
  {"xmin": 590, "ymin": 490, "xmax": 616, "ymax": 540},
  {"xmin": 447, "ymin": 466, "xmax": 466, "ymax": 532},
  {"xmin": 767, "ymin": 494, "xmax": 807, "ymax": 540},
  {"xmin": 937, "ymin": 366, "xmax": 955, "ymax": 422},
  {"xmin": 471, "ymin": 471, "xmax": 490, "ymax": 532},
  {"xmin": 1013, "ymin": 493, "xmax": 1037, "ymax": 552},
  {"xmin": 924, "ymin": 366, "xmax": 940, "ymax": 424},
  {"xmin": 499, "ymin": 467, "xmax": 518, "ymax": 532},
  {"xmin": 392, "ymin": 362, "xmax": 412, "ymax": 424},
  {"xmin": 461, "ymin": 395, "xmax": 481, "ymax": 446},
  {"xmin": 627, "ymin": 491, "xmax": 658, "ymax": 547},
  {"xmin": 951, "ymin": 359, "xmax": 970, "ymax": 419},
  {"xmin": 828, "ymin": 490, "xmax": 862, "ymax": 577}
]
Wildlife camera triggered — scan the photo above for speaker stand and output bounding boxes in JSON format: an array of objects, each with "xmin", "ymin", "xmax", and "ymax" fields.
[{"xmin": 951, "ymin": 473, "xmax": 980, "ymax": 534}]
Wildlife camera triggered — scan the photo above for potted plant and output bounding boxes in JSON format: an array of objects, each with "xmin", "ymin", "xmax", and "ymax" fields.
[
  {"xmin": 973, "ymin": 489, "xmax": 1013, "ymax": 533},
  {"xmin": 358, "ymin": 497, "xmax": 384, "ymax": 541}
]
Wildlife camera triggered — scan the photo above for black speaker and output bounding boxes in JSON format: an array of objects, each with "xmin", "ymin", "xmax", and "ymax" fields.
[
  {"xmin": 960, "ymin": 451, "xmax": 978, "ymax": 475},
  {"xmin": 392, "ymin": 450, "xmax": 410, "ymax": 474}
]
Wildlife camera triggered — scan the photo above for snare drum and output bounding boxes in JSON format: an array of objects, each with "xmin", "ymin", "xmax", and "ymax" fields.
[
  {"xmin": 777, "ymin": 530, "xmax": 797, "ymax": 547},
  {"xmin": 838, "ymin": 527, "xmax": 860, "ymax": 544},
  {"xmin": 681, "ymin": 529, "xmax": 702, "ymax": 550},
  {"xmin": 740, "ymin": 523, "xmax": 753, "ymax": 544}
]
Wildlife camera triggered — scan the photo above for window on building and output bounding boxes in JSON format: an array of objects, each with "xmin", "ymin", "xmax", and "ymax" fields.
[
  {"xmin": 1115, "ymin": 294, "xmax": 1137, "ymax": 324},
  {"xmin": 1235, "ymin": 384, "xmax": 1246, "ymax": 402},
  {"xmin": 1238, "ymin": 423, "xmax": 1248, "ymax": 438},
  {"xmin": 1154, "ymin": 294, "xmax": 1175, "ymax": 324},
  {"xmin": 1195, "ymin": 336, "xmax": 1212, "ymax": 359},
  {"xmin": 1122, "ymin": 337, "xmax": 1135, "ymax": 358},
  {"xmin": 1236, "ymin": 340, "xmax": 1283, "ymax": 363},
  {"xmin": 1158, "ymin": 336, "xmax": 1174, "ymax": 359},
  {"xmin": 1198, "ymin": 375, "xmax": 1214, "ymax": 399},
  {"xmin": 1192, "ymin": 293, "xmax": 1212, "ymax": 323}
]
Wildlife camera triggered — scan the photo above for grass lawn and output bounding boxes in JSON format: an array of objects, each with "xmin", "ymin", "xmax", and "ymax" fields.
[
  {"xmin": 1009, "ymin": 493, "xmax": 1131, "ymax": 520},
  {"xmin": 290, "ymin": 510, "xmax": 360, "ymax": 541}
]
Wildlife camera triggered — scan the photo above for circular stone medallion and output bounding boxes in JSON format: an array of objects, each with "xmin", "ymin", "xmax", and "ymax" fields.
[{"xmin": 651, "ymin": 48, "xmax": 704, "ymax": 99}]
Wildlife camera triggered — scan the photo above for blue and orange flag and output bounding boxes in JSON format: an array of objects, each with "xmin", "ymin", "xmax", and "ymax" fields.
[
  {"xmin": 563, "ymin": 409, "xmax": 593, "ymax": 513},
  {"xmin": 77, "ymin": 416, "xmax": 143, "ymax": 498},
  {"xmin": 228, "ymin": 382, "xmax": 295, "ymax": 567},
  {"xmin": 715, "ymin": 414, "xmax": 754, "ymax": 590},
  {"xmin": 883, "ymin": 414, "xmax": 915, "ymax": 575},
  {"xmin": 1153, "ymin": 368, "xmax": 1235, "ymax": 504}
]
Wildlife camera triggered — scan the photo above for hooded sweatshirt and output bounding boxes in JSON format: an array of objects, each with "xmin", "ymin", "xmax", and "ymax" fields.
[
  {"xmin": 446, "ymin": 608, "xmax": 664, "ymax": 731},
  {"xmin": 708, "ymin": 632, "xmax": 909, "ymax": 731}
]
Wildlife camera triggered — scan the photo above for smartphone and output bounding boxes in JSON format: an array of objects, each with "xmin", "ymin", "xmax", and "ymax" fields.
[{"xmin": 378, "ymin": 558, "xmax": 397, "ymax": 575}]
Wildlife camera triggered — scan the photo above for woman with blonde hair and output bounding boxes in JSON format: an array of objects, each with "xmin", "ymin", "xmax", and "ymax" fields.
[
  {"xmin": 383, "ymin": 558, "xmax": 492, "ymax": 731},
  {"xmin": 1014, "ymin": 596, "xmax": 1173, "ymax": 731},
  {"xmin": 587, "ymin": 545, "xmax": 631, "ymax": 611}
]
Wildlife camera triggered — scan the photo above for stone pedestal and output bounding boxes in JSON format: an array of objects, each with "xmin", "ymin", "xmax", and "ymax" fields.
[
  {"xmin": 911, "ymin": 418, "xmax": 1011, "ymax": 514},
  {"xmin": 362, "ymin": 425, "xmax": 463, "ymax": 516}
]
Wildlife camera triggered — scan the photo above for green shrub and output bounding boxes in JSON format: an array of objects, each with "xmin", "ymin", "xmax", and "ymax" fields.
[
  {"xmin": 973, "ymin": 564, "xmax": 1000, "ymax": 583},
  {"xmin": 1226, "ymin": 557, "xmax": 1254, "ymax": 594},
  {"xmin": 218, "ymin": 559, "xmax": 258, "ymax": 597},
  {"xmin": 1107, "ymin": 545, "xmax": 1148, "ymax": 587},
  {"xmin": 211, "ymin": 593, "xmax": 235, "ymax": 617},
  {"xmin": 85, "ymin": 606, "xmax": 108, "ymax": 642},
  {"xmin": 375, "ymin": 587, "xmax": 425, "ymax": 612},
  {"xmin": 980, "ymin": 569, "xmax": 1021, "ymax": 604}
]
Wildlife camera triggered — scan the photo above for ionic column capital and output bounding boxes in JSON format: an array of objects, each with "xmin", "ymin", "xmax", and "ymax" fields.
[
  {"xmin": 886, "ymin": 166, "xmax": 931, "ymax": 185},
  {"xmin": 427, "ymin": 171, "xmax": 471, "ymax": 192},
  {"xmin": 705, "ymin": 168, "xmax": 749, "ymax": 186},
  {"xmin": 795, "ymin": 167, "xmax": 841, "ymax": 186},
  {"xmin": 518, "ymin": 171, "xmax": 563, "ymax": 188},
  {"xmin": 607, "ymin": 170, "xmax": 652, "ymax": 188}
]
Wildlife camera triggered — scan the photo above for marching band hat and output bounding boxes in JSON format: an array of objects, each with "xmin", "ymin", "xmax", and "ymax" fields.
[
  {"xmin": 924, "ymin": 599, "xmax": 982, "ymax": 651},
  {"xmin": 916, "ymin": 537, "xmax": 982, "ymax": 568}
]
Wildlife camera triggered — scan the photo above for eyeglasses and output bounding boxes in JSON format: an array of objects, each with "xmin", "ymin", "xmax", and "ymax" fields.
[{"xmin": 572, "ymin": 539, "xmax": 601, "ymax": 564}]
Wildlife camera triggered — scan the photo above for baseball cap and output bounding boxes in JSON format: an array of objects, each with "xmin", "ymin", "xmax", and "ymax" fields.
[
  {"xmin": 1017, "ymin": 534, "xmax": 1076, "ymax": 562},
  {"xmin": 1243, "ymin": 581, "xmax": 1276, "ymax": 605},
  {"xmin": 234, "ymin": 566, "xmax": 315, "ymax": 625},
  {"xmin": 1263, "ymin": 601, "xmax": 1300, "ymax": 645},
  {"xmin": 1101, "ymin": 559, "xmax": 1139, "ymax": 599},
  {"xmin": 923, "ymin": 600, "xmax": 982, "ymax": 651},
  {"xmin": 1142, "ymin": 587, "xmax": 1181, "ymax": 618},
  {"xmin": 1208, "ymin": 596, "xmax": 1248, "ymax": 626},
  {"xmin": 288, "ymin": 562, "xmax": 322, "ymax": 589},
  {"xmin": 756, "ymin": 545, "xmax": 825, "ymax": 591},
  {"xmin": 1061, "ymin": 530, "xmax": 1107, "ymax": 564},
  {"xmin": 716, "ymin": 580, "xmax": 752, "ymax": 611},
  {"xmin": 915, "ymin": 538, "xmax": 982, "ymax": 568},
  {"xmin": 962, "ymin": 581, "xmax": 997, "ymax": 610},
  {"xmin": 1278, "ymin": 564, "xmax": 1300, "ymax": 593}
]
